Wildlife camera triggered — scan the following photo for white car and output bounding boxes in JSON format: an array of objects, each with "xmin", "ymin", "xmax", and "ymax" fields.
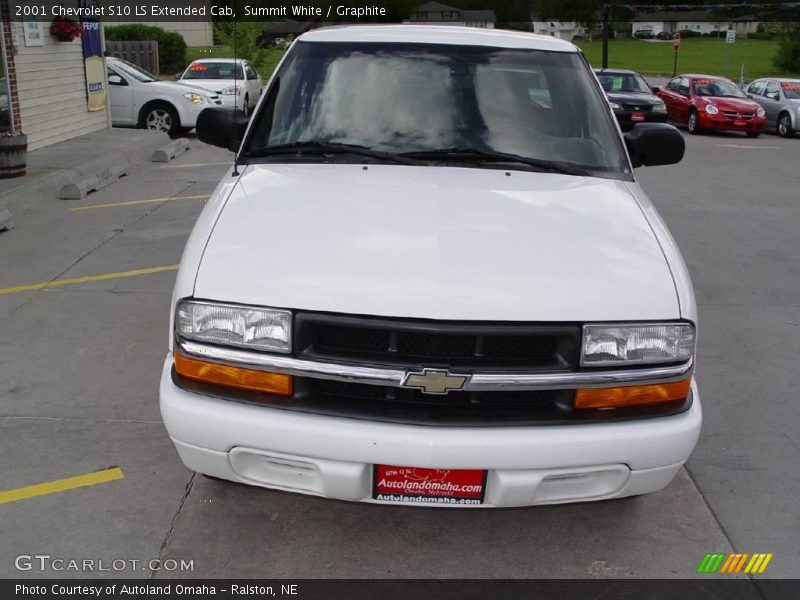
[
  {"xmin": 106, "ymin": 56, "xmax": 221, "ymax": 137},
  {"xmin": 161, "ymin": 26, "xmax": 700, "ymax": 507},
  {"xmin": 176, "ymin": 58, "xmax": 262, "ymax": 117}
]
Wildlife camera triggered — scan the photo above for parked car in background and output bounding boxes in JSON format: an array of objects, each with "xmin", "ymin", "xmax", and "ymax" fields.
[
  {"xmin": 746, "ymin": 78, "xmax": 800, "ymax": 138},
  {"xmin": 176, "ymin": 58, "xmax": 263, "ymax": 117},
  {"xmin": 594, "ymin": 68, "xmax": 667, "ymax": 130},
  {"xmin": 633, "ymin": 29, "xmax": 654, "ymax": 39},
  {"xmin": 655, "ymin": 74, "xmax": 766, "ymax": 136},
  {"xmin": 161, "ymin": 26, "xmax": 699, "ymax": 508},
  {"xmin": 106, "ymin": 56, "xmax": 221, "ymax": 138}
]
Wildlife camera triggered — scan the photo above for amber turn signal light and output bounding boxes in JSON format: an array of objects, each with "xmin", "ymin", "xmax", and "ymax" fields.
[
  {"xmin": 174, "ymin": 353, "xmax": 293, "ymax": 396},
  {"xmin": 574, "ymin": 379, "xmax": 691, "ymax": 410}
]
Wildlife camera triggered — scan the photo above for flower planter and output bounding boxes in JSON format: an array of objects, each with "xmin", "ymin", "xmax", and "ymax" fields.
[{"xmin": 0, "ymin": 133, "xmax": 27, "ymax": 178}]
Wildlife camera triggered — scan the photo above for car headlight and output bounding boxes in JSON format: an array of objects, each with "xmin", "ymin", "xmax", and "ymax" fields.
[
  {"xmin": 610, "ymin": 102, "xmax": 622, "ymax": 111},
  {"xmin": 581, "ymin": 323, "xmax": 695, "ymax": 367},
  {"xmin": 183, "ymin": 92, "xmax": 205, "ymax": 105},
  {"xmin": 704, "ymin": 104, "xmax": 719, "ymax": 115},
  {"xmin": 652, "ymin": 101, "xmax": 667, "ymax": 113},
  {"xmin": 757, "ymin": 107, "xmax": 766, "ymax": 117},
  {"xmin": 176, "ymin": 300, "xmax": 292, "ymax": 354},
  {"xmin": 221, "ymin": 86, "xmax": 241, "ymax": 95}
]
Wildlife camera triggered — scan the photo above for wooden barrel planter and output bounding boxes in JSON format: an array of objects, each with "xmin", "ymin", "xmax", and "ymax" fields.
[{"xmin": 0, "ymin": 133, "xmax": 27, "ymax": 178}]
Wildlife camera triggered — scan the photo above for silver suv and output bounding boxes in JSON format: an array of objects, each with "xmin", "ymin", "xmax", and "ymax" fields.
[{"xmin": 746, "ymin": 78, "xmax": 800, "ymax": 138}]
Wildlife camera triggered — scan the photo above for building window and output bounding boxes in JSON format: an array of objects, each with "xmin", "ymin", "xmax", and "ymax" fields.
[{"xmin": 0, "ymin": 16, "xmax": 12, "ymax": 131}]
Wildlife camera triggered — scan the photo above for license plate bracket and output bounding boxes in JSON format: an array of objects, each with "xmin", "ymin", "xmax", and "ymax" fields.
[{"xmin": 373, "ymin": 465, "xmax": 487, "ymax": 505}]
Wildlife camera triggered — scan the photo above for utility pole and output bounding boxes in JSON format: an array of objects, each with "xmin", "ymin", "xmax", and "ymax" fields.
[{"xmin": 602, "ymin": 0, "xmax": 610, "ymax": 69}]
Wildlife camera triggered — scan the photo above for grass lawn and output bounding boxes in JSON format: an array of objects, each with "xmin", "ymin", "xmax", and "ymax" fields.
[
  {"xmin": 577, "ymin": 38, "xmax": 798, "ymax": 80},
  {"xmin": 184, "ymin": 46, "xmax": 287, "ymax": 80}
]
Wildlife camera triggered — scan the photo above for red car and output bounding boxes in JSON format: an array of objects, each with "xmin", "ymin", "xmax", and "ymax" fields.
[{"xmin": 655, "ymin": 74, "xmax": 766, "ymax": 137}]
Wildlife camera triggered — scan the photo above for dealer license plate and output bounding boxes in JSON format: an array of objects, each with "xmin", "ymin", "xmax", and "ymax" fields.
[
  {"xmin": 373, "ymin": 465, "xmax": 487, "ymax": 505},
  {"xmin": 631, "ymin": 113, "xmax": 646, "ymax": 121}
]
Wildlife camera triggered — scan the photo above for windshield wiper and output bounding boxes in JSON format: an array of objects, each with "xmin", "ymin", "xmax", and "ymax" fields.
[
  {"xmin": 399, "ymin": 147, "xmax": 590, "ymax": 176},
  {"xmin": 245, "ymin": 141, "xmax": 421, "ymax": 165}
]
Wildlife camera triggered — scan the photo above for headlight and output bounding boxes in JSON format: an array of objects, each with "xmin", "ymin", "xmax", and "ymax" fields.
[
  {"xmin": 581, "ymin": 323, "xmax": 695, "ymax": 367},
  {"xmin": 183, "ymin": 92, "xmax": 205, "ymax": 104},
  {"xmin": 704, "ymin": 104, "xmax": 719, "ymax": 115},
  {"xmin": 221, "ymin": 86, "xmax": 241, "ymax": 95},
  {"xmin": 176, "ymin": 300, "xmax": 292, "ymax": 354},
  {"xmin": 757, "ymin": 107, "xmax": 766, "ymax": 117},
  {"xmin": 652, "ymin": 101, "xmax": 667, "ymax": 113},
  {"xmin": 610, "ymin": 102, "xmax": 622, "ymax": 111}
]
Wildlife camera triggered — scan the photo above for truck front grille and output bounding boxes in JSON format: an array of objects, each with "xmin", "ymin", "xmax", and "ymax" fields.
[{"xmin": 295, "ymin": 312, "xmax": 580, "ymax": 370}]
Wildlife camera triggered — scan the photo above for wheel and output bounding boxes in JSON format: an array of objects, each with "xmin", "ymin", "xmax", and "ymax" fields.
[
  {"xmin": 777, "ymin": 112, "xmax": 795, "ymax": 138},
  {"xmin": 143, "ymin": 103, "xmax": 180, "ymax": 138},
  {"xmin": 687, "ymin": 109, "xmax": 701, "ymax": 134},
  {"xmin": 241, "ymin": 96, "xmax": 249, "ymax": 118},
  {"xmin": 746, "ymin": 131, "xmax": 760, "ymax": 138}
]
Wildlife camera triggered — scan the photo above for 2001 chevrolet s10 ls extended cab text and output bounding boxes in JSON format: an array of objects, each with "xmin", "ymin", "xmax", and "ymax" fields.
[{"xmin": 159, "ymin": 26, "xmax": 699, "ymax": 507}]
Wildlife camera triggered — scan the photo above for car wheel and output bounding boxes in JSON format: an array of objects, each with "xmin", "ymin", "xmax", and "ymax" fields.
[
  {"xmin": 241, "ymin": 96, "xmax": 249, "ymax": 118},
  {"xmin": 144, "ymin": 104, "xmax": 179, "ymax": 138},
  {"xmin": 777, "ymin": 112, "xmax": 794, "ymax": 138},
  {"xmin": 746, "ymin": 131, "xmax": 760, "ymax": 138},
  {"xmin": 687, "ymin": 109, "xmax": 701, "ymax": 134}
]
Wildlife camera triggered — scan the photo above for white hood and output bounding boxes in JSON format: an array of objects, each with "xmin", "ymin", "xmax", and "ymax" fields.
[
  {"xmin": 149, "ymin": 80, "xmax": 216, "ymax": 98},
  {"xmin": 193, "ymin": 164, "xmax": 680, "ymax": 322}
]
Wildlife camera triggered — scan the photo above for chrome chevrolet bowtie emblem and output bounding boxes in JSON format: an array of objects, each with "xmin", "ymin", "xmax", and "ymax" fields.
[{"xmin": 401, "ymin": 369, "xmax": 469, "ymax": 395}]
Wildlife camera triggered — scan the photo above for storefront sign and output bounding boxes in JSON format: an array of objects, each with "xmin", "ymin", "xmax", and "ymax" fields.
[{"xmin": 23, "ymin": 19, "xmax": 45, "ymax": 47}]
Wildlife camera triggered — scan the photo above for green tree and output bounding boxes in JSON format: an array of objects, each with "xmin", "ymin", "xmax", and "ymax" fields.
[{"xmin": 774, "ymin": 23, "xmax": 800, "ymax": 73}]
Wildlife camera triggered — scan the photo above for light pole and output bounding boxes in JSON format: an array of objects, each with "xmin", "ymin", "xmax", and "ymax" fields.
[{"xmin": 602, "ymin": 0, "xmax": 610, "ymax": 69}]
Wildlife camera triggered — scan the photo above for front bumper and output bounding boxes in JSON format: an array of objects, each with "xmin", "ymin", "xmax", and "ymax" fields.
[
  {"xmin": 698, "ymin": 113, "xmax": 766, "ymax": 132},
  {"xmin": 159, "ymin": 356, "xmax": 702, "ymax": 507}
]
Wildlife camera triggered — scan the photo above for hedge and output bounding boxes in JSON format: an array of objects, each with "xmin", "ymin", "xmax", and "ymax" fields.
[{"xmin": 105, "ymin": 24, "xmax": 187, "ymax": 75}]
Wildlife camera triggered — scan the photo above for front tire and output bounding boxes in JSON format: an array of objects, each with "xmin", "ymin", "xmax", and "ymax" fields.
[
  {"xmin": 241, "ymin": 96, "xmax": 249, "ymax": 118},
  {"xmin": 777, "ymin": 112, "xmax": 795, "ymax": 138},
  {"xmin": 687, "ymin": 109, "xmax": 701, "ymax": 134},
  {"xmin": 143, "ymin": 103, "xmax": 180, "ymax": 138}
]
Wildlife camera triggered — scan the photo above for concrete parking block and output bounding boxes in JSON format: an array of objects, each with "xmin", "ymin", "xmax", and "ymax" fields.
[{"xmin": 151, "ymin": 139, "xmax": 192, "ymax": 163}]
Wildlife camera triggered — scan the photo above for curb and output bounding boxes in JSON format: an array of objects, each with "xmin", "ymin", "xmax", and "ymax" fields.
[
  {"xmin": 0, "ymin": 207, "xmax": 13, "ymax": 232},
  {"xmin": 0, "ymin": 130, "xmax": 170, "ymax": 227},
  {"xmin": 151, "ymin": 138, "xmax": 191, "ymax": 163}
]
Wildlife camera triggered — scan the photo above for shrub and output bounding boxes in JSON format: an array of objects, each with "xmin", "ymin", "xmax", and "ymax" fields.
[
  {"xmin": 105, "ymin": 24, "xmax": 187, "ymax": 75},
  {"xmin": 677, "ymin": 29, "xmax": 702, "ymax": 38},
  {"xmin": 775, "ymin": 25, "xmax": 800, "ymax": 72},
  {"xmin": 747, "ymin": 32, "xmax": 774, "ymax": 41}
]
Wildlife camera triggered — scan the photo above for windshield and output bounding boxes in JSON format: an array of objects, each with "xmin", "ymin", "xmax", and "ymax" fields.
[
  {"xmin": 694, "ymin": 78, "xmax": 745, "ymax": 98},
  {"xmin": 113, "ymin": 58, "xmax": 157, "ymax": 83},
  {"xmin": 244, "ymin": 42, "xmax": 631, "ymax": 179},
  {"xmin": 781, "ymin": 81, "xmax": 800, "ymax": 100},
  {"xmin": 596, "ymin": 72, "xmax": 650, "ymax": 94},
  {"xmin": 182, "ymin": 62, "xmax": 243, "ymax": 80}
]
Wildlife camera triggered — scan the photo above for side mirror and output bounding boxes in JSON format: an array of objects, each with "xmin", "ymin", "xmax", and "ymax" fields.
[
  {"xmin": 196, "ymin": 107, "xmax": 249, "ymax": 151},
  {"xmin": 624, "ymin": 123, "xmax": 685, "ymax": 168},
  {"xmin": 108, "ymin": 74, "xmax": 125, "ymax": 86},
  {"xmin": 174, "ymin": 74, "xmax": 181, "ymax": 81},
  {"xmin": 651, "ymin": 86, "xmax": 660, "ymax": 93},
  {"xmin": 766, "ymin": 91, "xmax": 779, "ymax": 100}
]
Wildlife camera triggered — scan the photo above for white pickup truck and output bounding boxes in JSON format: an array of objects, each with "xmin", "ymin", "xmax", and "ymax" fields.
[{"xmin": 160, "ymin": 26, "xmax": 700, "ymax": 507}]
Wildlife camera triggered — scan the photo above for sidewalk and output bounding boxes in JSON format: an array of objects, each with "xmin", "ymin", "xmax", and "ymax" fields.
[{"xmin": 0, "ymin": 128, "xmax": 170, "ymax": 230}]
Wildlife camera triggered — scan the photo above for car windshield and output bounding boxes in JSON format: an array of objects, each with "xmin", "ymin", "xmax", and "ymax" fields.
[
  {"xmin": 694, "ymin": 78, "xmax": 745, "ymax": 98},
  {"xmin": 113, "ymin": 58, "xmax": 157, "ymax": 83},
  {"xmin": 781, "ymin": 81, "xmax": 800, "ymax": 100},
  {"xmin": 244, "ymin": 42, "xmax": 631, "ymax": 179},
  {"xmin": 596, "ymin": 72, "xmax": 650, "ymax": 94},
  {"xmin": 183, "ymin": 62, "xmax": 243, "ymax": 80}
]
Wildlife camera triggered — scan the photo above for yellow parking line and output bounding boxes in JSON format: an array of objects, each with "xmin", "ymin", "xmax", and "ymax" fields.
[
  {"xmin": 158, "ymin": 161, "xmax": 231, "ymax": 169},
  {"xmin": 0, "ymin": 467, "xmax": 124, "ymax": 505},
  {"xmin": 0, "ymin": 264, "xmax": 179, "ymax": 295},
  {"xmin": 718, "ymin": 144, "xmax": 780, "ymax": 149},
  {"xmin": 69, "ymin": 194, "xmax": 209, "ymax": 212}
]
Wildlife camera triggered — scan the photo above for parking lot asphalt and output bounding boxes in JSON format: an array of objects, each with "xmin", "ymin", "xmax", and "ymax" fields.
[{"xmin": 0, "ymin": 129, "xmax": 797, "ymax": 584}]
